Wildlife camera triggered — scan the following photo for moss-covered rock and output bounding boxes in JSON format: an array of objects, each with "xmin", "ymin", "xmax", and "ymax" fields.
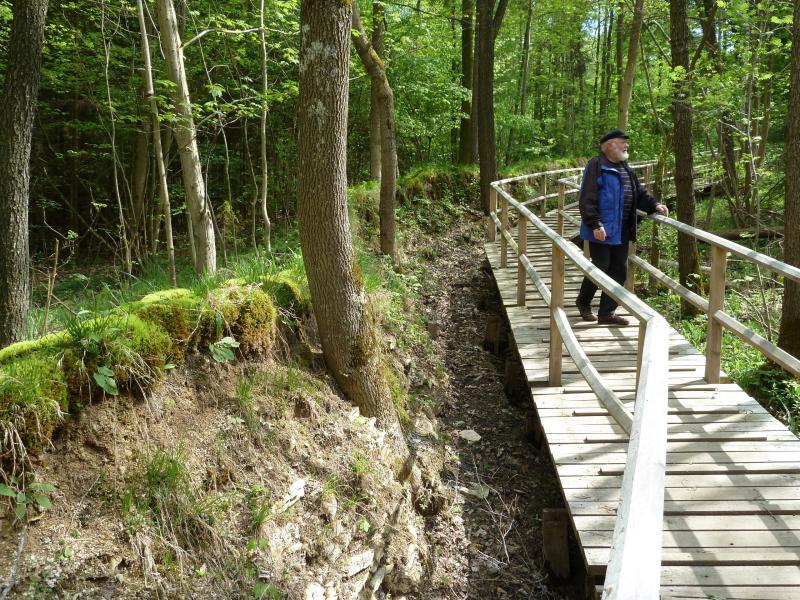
[
  {"xmin": 124, "ymin": 289, "xmax": 203, "ymax": 359},
  {"xmin": 0, "ymin": 352, "xmax": 68, "ymax": 457},
  {"xmin": 207, "ymin": 282, "xmax": 277, "ymax": 355},
  {"xmin": 259, "ymin": 271, "xmax": 311, "ymax": 316}
]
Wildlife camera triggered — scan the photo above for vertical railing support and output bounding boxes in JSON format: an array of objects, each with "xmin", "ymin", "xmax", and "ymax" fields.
[
  {"xmin": 705, "ymin": 246, "xmax": 728, "ymax": 383},
  {"xmin": 488, "ymin": 185, "xmax": 497, "ymax": 242},
  {"xmin": 557, "ymin": 182, "xmax": 565, "ymax": 236},
  {"xmin": 540, "ymin": 174, "xmax": 548, "ymax": 217},
  {"xmin": 646, "ymin": 164, "xmax": 660, "ymax": 293},
  {"xmin": 500, "ymin": 192, "xmax": 509, "ymax": 268},
  {"xmin": 516, "ymin": 212, "xmax": 528, "ymax": 306},
  {"xmin": 549, "ymin": 242, "xmax": 565, "ymax": 385},
  {"xmin": 626, "ymin": 241, "xmax": 636, "ymax": 292}
]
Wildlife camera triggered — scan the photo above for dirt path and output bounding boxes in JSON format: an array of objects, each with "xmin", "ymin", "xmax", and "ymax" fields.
[{"xmin": 413, "ymin": 221, "xmax": 584, "ymax": 600}]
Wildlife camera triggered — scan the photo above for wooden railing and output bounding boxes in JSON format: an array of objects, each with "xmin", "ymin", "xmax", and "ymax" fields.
[{"xmin": 487, "ymin": 158, "xmax": 800, "ymax": 600}]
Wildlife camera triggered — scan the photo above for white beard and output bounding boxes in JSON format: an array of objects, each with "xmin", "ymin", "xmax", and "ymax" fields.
[{"xmin": 619, "ymin": 151, "xmax": 629, "ymax": 161}]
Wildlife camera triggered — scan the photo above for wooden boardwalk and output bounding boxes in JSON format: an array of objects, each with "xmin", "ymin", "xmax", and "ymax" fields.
[{"xmin": 485, "ymin": 209, "xmax": 800, "ymax": 599}]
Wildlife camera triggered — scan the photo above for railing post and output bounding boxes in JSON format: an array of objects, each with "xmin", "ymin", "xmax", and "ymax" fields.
[
  {"xmin": 646, "ymin": 165, "xmax": 660, "ymax": 294},
  {"xmin": 549, "ymin": 242, "xmax": 565, "ymax": 385},
  {"xmin": 557, "ymin": 182, "xmax": 565, "ymax": 236},
  {"xmin": 516, "ymin": 212, "xmax": 528, "ymax": 306},
  {"xmin": 540, "ymin": 174, "xmax": 548, "ymax": 217},
  {"xmin": 488, "ymin": 186, "xmax": 497, "ymax": 242},
  {"xmin": 500, "ymin": 193, "xmax": 509, "ymax": 268},
  {"xmin": 626, "ymin": 241, "xmax": 636, "ymax": 292},
  {"xmin": 705, "ymin": 246, "xmax": 728, "ymax": 383}
]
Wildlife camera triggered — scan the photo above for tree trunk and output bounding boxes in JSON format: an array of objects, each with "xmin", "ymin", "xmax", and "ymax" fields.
[
  {"xmin": 670, "ymin": 0, "xmax": 699, "ymax": 315},
  {"xmin": 369, "ymin": 1, "xmax": 385, "ymax": 180},
  {"xmin": 136, "ymin": 0, "xmax": 176, "ymax": 286},
  {"xmin": 617, "ymin": 0, "xmax": 644, "ymax": 130},
  {"xmin": 259, "ymin": 0, "xmax": 272, "ymax": 253},
  {"xmin": 476, "ymin": 0, "xmax": 496, "ymax": 213},
  {"xmin": 298, "ymin": 0, "xmax": 398, "ymax": 430},
  {"xmin": 352, "ymin": 2, "xmax": 398, "ymax": 263},
  {"xmin": 0, "ymin": 0, "xmax": 49, "ymax": 347},
  {"xmin": 505, "ymin": 0, "xmax": 532, "ymax": 163},
  {"xmin": 155, "ymin": 0, "xmax": 216, "ymax": 275},
  {"xmin": 779, "ymin": 0, "xmax": 800, "ymax": 358},
  {"xmin": 131, "ymin": 107, "xmax": 151, "ymax": 259},
  {"xmin": 457, "ymin": 0, "xmax": 475, "ymax": 164},
  {"xmin": 469, "ymin": 22, "xmax": 479, "ymax": 163}
]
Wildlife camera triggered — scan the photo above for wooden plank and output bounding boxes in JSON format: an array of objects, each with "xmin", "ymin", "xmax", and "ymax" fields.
[
  {"xmin": 575, "ymin": 514, "xmax": 800, "ymax": 532},
  {"xmin": 579, "ymin": 528, "xmax": 800, "ymax": 550},
  {"xmin": 568, "ymin": 499, "xmax": 800, "ymax": 516},
  {"xmin": 556, "ymin": 463, "xmax": 800, "ymax": 476},
  {"xmin": 659, "ymin": 586, "xmax": 800, "ymax": 600},
  {"xmin": 566, "ymin": 485, "xmax": 800, "ymax": 502},
  {"xmin": 587, "ymin": 547, "xmax": 800, "ymax": 566}
]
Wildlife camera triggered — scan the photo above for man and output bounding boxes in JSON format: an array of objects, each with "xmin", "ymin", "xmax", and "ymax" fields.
[{"xmin": 575, "ymin": 129, "xmax": 669, "ymax": 326}]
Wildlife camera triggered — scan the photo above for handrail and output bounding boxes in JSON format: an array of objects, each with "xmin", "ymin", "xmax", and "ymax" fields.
[{"xmin": 490, "ymin": 176, "xmax": 669, "ymax": 600}]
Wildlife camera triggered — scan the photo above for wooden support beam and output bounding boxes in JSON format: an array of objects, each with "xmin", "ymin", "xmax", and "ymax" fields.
[
  {"xmin": 488, "ymin": 186, "xmax": 497, "ymax": 242},
  {"xmin": 549, "ymin": 243, "xmax": 565, "ymax": 385},
  {"xmin": 517, "ymin": 213, "xmax": 528, "ymax": 306},
  {"xmin": 500, "ymin": 192, "xmax": 508, "ymax": 268},
  {"xmin": 705, "ymin": 246, "xmax": 727, "ymax": 383},
  {"xmin": 543, "ymin": 508, "xmax": 571, "ymax": 579}
]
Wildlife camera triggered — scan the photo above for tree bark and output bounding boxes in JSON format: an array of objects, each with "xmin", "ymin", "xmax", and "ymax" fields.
[
  {"xmin": 0, "ymin": 0, "xmax": 49, "ymax": 347},
  {"xmin": 369, "ymin": 1, "xmax": 385, "ymax": 180},
  {"xmin": 670, "ymin": 0, "xmax": 699, "ymax": 315},
  {"xmin": 155, "ymin": 0, "xmax": 216, "ymax": 275},
  {"xmin": 505, "ymin": 0, "xmax": 533, "ymax": 163},
  {"xmin": 352, "ymin": 2, "xmax": 398, "ymax": 263},
  {"xmin": 259, "ymin": 0, "xmax": 272, "ymax": 253},
  {"xmin": 137, "ymin": 0, "xmax": 176, "ymax": 286},
  {"xmin": 476, "ymin": 0, "xmax": 498, "ymax": 213},
  {"xmin": 779, "ymin": 0, "xmax": 800, "ymax": 358},
  {"xmin": 617, "ymin": 0, "xmax": 644, "ymax": 130},
  {"xmin": 298, "ymin": 0, "xmax": 398, "ymax": 430},
  {"xmin": 457, "ymin": 0, "xmax": 475, "ymax": 164}
]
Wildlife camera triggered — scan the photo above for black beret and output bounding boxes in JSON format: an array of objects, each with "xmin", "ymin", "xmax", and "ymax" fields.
[{"xmin": 600, "ymin": 129, "xmax": 629, "ymax": 144}]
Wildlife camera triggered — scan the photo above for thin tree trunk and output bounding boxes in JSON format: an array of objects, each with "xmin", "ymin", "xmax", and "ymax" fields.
[
  {"xmin": 352, "ymin": 1, "xmax": 397, "ymax": 263},
  {"xmin": 259, "ymin": 0, "xmax": 272, "ymax": 253},
  {"xmin": 617, "ymin": 0, "xmax": 645, "ymax": 130},
  {"xmin": 369, "ymin": 1, "xmax": 385, "ymax": 180},
  {"xmin": 101, "ymin": 1, "xmax": 133, "ymax": 276},
  {"xmin": 505, "ymin": 0, "xmax": 532, "ymax": 163},
  {"xmin": 131, "ymin": 106, "xmax": 151, "ymax": 260},
  {"xmin": 779, "ymin": 0, "xmax": 800, "ymax": 357},
  {"xmin": 457, "ymin": 0, "xmax": 475, "ymax": 164},
  {"xmin": 155, "ymin": 0, "xmax": 216, "ymax": 275},
  {"xmin": 298, "ymin": 0, "xmax": 398, "ymax": 430},
  {"xmin": 0, "ymin": 0, "xmax": 49, "ymax": 347},
  {"xmin": 615, "ymin": 2, "xmax": 624, "ymax": 109},
  {"xmin": 670, "ymin": 0, "xmax": 700, "ymax": 315},
  {"xmin": 136, "ymin": 0, "xmax": 176, "ymax": 286},
  {"xmin": 469, "ymin": 21, "xmax": 479, "ymax": 163}
]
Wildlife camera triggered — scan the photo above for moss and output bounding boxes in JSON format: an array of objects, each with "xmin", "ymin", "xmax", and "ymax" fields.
[
  {"xmin": 123, "ymin": 289, "xmax": 203, "ymax": 358},
  {"xmin": 0, "ymin": 331, "xmax": 70, "ymax": 365},
  {"xmin": 207, "ymin": 282, "xmax": 277, "ymax": 355},
  {"xmin": 0, "ymin": 352, "xmax": 68, "ymax": 457},
  {"xmin": 259, "ymin": 271, "xmax": 311, "ymax": 315}
]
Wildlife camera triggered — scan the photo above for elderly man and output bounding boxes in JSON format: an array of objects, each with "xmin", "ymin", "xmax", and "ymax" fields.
[{"xmin": 575, "ymin": 129, "xmax": 669, "ymax": 326}]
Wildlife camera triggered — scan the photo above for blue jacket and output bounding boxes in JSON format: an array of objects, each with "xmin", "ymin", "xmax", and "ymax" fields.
[{"xmin": 578, "ymin": 154, "xmax": 660, "ymax": 246}]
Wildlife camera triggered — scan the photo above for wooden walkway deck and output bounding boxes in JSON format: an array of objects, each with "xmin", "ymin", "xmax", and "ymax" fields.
[{"xmin": 485, "ymin": 209, "xmax": 800, "ymax": 599}]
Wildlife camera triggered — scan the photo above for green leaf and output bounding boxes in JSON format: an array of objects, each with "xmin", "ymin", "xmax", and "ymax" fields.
[
  {"xmin": 253, "ymin": 583, "xmax": 280, "ymax": 599},
  {"xmin": 15, "ymin": 503, "xmax": 26, "ymax": 520},
  {"xmin": 29, "ymin": 482, "xmax": 56, "ymax": 493},
  {"xmin": 0, "ymin": 484, "xmax": 16, "ymax": 497},
  {"xmin": 93, "ymin": 370, "xmax": 119, "ymax": 395},
  {"xmin": 34, "ymin": 495, "xmax": 52, "ymax": 510},
  {"xmin": 97, "ymin": 366, "xmax": 114, "ymax": 377}
]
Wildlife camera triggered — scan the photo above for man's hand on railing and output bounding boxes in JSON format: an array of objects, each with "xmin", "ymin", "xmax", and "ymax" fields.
[
  {"xmin": 655, "ymin": 203, "xmax": 669, "ymax": 216},
  {"xmin": 593, "ymin": 225, "xmax": 607, "ymax": 241}
]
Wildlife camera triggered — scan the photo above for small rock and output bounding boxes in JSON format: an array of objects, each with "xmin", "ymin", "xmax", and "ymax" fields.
[
  {"xmin": 368, "ymin": 567, "xmax": 386, "ymax": 592},
  {"xmin": 458, "ymin": 429, "xmax": 481, "ymax": 443},
  {"xmin": 321, "ymin": 494, "xmax": 338, "ymax": 522},
  {"xmin": 305, "ymin": 582, "xmax": 325, "ymax": 600},
  {"xmin": 346, "ymin": 550, "xmax": 375, "ymax": 577}
]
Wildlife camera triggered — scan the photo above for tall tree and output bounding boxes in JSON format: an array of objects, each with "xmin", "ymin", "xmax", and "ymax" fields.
[
  {"xmin": 617, "ymin": 0, "xmax": 644, "ymax": 130},
  {"xmin": 476, "ymin": 0, "xmax": 509, "ymax": 214},
  {"xmin": 136, "ymin": 0, "xmax": 176, "ymax": 287},
  {"xmin": 505, "ymin": 0, "xmax": 533, "ymax": 162},
  {"xmin": 779, "ymin": 0, "xmax": 800, "ymax": 357},
  {"xmin": 155, "ymin": 0, "xmax": 216, "ymax": 275},
  {"xmin": 258, "ymin": 0, "xmax": 272, "ymax": 253},
  {"xmin": 298, "ymin": 0, "xmax": 399, "ymax": 429},
  {"xmin": 369, "ymin": 1, "xmax": 385, "ymax": 181},
  {"xmin": 352, "ymin": 1, "xmax": 398, "ymax": 263},
  {"xmin": 670, "ymin": 0, "xmax": 700, "ymax": 315},
  {"xmin": 457, "ymin": 0, "xmax": 475, "ymax": 164},
  {"xmin": 0, "ymin": 0, "xmax": 49, "ymax": 347}
]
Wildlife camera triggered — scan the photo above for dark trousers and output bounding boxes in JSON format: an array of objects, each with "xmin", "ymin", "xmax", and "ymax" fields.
[{"xmin": 576, "ymin": 240, "xmax": 629, "ymax": 316}]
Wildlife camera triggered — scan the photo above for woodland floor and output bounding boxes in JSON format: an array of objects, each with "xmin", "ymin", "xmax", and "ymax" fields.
[
  {"xmin": 0, "ymin": 218, "xmax": 586, "ymax": 599},
  {"xmin": 413, "ymin": 221, "xmax": 583, "ymax": 600}
]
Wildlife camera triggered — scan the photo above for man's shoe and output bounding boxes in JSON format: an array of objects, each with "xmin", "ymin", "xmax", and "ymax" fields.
[
  {"xmin": 598, "ymin": 313, "xmax": 629, "ymax": 327},
  {"xmin": 575, "ymin": 301, "xmax": 597, "ymax": 322}
]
